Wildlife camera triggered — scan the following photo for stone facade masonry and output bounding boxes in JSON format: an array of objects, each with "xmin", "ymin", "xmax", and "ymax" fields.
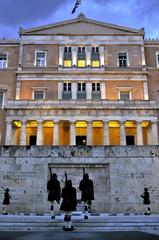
[{"xmin": 0, "ymin": 145, "xmax": 159, "ymax": 214}]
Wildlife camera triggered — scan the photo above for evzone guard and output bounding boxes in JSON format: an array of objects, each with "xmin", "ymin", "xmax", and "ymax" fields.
[
  {"xmin": 2, "ymin": 186, "xmax": 11, "ymax": 215},
  {"xmin": 79, "ymin": 167, "xmax": 94, "ymax": 219},
  {"xmin": 47, "ymin": 167, "xmax": 61, "ymax": 219},
  {"xmin": 60, "ymin": 172, "xmax": 77, "ymax": 231},
  {"xmin": 141, "ymin": 187, "xmax": 151, "ymax": 215}
]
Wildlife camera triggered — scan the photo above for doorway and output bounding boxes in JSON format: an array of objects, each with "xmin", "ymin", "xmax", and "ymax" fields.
[
  {"xmin": 126, "ymin": 135, "xmax": 135, "ymax": 145},
  {"xmin": 76, "ymin": 136, "xmax": 87, "ymax": 145},
  {"xmin": 29, "ymin": 135, "xmax": 37, "ymax": 145}
]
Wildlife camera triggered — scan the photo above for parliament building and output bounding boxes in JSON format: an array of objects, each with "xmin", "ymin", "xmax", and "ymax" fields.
[{"xmin": 0, "ymin": 14, "xmax": 159, "ymax": 213}]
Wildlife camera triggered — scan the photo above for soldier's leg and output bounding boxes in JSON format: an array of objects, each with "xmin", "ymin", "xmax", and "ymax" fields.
[
  {"xmin": 145, "ymin": 205, "xmax": 150, "ymax": 215},
  {"xmin": 63, "ymin": 212, "xmax": 69, "ymax": 230},
  {"xmin": 3, "ymin": 206, "xmax": 6, "ymax": 215},
  {"xmin": 84, "ymin": 201, "xmax": 89, "ymax": 219},
  {"xmin": 50, "ymin": 201, "xmax": 55, "ymax": 219},
  {"xmin": 67, "ymin": 211, "xmax": 74, "ymax": 230},
  {"xmin": 88, "ymin": 200, "xmax": 92, "ymax": 213}
]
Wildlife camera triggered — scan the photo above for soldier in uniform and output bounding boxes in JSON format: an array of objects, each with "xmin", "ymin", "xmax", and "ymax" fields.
[
  {"xmin": 79, "ymin": 173, "xmax": 94, "ymax": 219},
  {"xmin": 2, "ymin": 188, "xmax": 11, "ymax": 215},
  {"xmin": 47, "ymin": 173, "xmax": 61, "ymax": 219},
  {"xmin": 60, "ymin": 179, "xmax": 77, "ymax": 231},
  {"xmin": 141, "ymin": 187, "xmax": 151, "ymax": 215}
]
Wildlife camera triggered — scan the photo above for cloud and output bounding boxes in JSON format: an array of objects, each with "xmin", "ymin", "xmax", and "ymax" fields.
[
  {"xmin": 0, "ymin": 0, "xmax": 69, "ymax": 26},
  {"xmin": 0, "ymin": 0, "xmax": 158, "ymax": 38}
]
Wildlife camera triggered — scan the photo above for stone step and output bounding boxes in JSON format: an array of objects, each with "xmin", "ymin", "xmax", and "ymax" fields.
[{"xmin": 0, "ymin": 214, "xmax": 159, "ymax": 231}]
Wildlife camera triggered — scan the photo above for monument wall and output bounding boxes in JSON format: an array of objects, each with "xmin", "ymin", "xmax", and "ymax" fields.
[{"xmin": 0, "ymin": 145, "xmax": 159, "ymax": 214}]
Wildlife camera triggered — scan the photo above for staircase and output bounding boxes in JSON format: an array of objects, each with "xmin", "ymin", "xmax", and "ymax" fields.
[{"xmin": 0, "ymin": 213, "xmax": 159, "ymax": 232}]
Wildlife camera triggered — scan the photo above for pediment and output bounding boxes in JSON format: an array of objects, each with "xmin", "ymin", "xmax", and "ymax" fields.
[{"xmin": 20, "ymin": 14, "xmax": 144, "ymax": 36}]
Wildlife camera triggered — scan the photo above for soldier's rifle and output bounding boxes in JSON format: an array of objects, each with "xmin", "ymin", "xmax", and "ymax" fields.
[
  {"xmin": 1, "ymin": 186, "xmax": 6, "ymax": 191},
  {"xmin": 65, "ymin": 171, "xmax": 68, "ymax": 184},
  {"xmin": 83, "ymin": 167, "xmax": 86, "ymax": 176},
  {"xmin": 49, "ymin": 166, "xmax": 52, "ymax": 178}
]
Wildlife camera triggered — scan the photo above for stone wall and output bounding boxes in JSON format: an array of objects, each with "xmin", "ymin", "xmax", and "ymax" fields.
[{"xmin": 0, "ymin": 145, "xmax": 159, "ymax": 214}]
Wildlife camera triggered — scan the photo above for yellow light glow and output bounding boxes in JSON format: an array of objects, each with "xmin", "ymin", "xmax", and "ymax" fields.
[
  {"xmin": 64, "ymin": 60, "xmax": 72, "ymax": 67},
  {"xmin": 92, "ymin": 60, "xmax": 100, "ymax": 67},
  {"xmin": 142, "ymin": 121, "xmax": 149, "ymax": 128},
  {"xmin": 92, "ymin": 121, "xmax": 103, "ymax": 127},
  {"xmin": 13, "ymin": 121, "xmax": 22, "ymax": 127},
  {"xmin": 78, "ymin": 60, "xmax": 86, "ymax": 67},
  {"xmin": 109, "ymin": 121, "xmax": 120, "ymax": 127},
  {"xmin": 125, "ymin": 121, "xmax": 135, "ymax": 127},
  {"xmin": 43, "ymin": 121, "xmax": 54, "ymax": 127},
  {"xmin": 76, "ymin": 121, "xmax": 87, "ymax": 128},
  {"xmin": 27, "ymin": 121, "xmax": 38, "ymax": 127}
]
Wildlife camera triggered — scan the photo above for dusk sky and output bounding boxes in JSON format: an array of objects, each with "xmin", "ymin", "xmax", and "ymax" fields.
[{"xmin": 0, "ymin": 0, "xmax": 159, "ymax": 39}]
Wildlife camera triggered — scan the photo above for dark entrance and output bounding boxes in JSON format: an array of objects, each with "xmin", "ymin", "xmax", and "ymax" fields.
[
  {"xmin": 76, "ymin": 136, "xmax": 87, "ymax": 145},
  {"xmin": 126, "ymin": 135, "xmax": 135, "ymax": 145},
  {"xmin": 29, "ymin": 135, "xmax": 37, "ymax": 145}
]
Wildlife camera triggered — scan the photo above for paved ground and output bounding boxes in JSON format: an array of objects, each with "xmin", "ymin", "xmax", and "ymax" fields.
[{"xmin": 0, "ymin": 231, "xmax": 159, "ymax": 240}]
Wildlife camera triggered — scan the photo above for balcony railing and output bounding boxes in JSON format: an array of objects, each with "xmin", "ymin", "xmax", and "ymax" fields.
[
  {"xmin": 92, "ymin": 91, "xmax": 101, "ymax": 100},
  {"xmin": 62, "ymin": 91, "xmax": 72, "ymax": 100},
  {"xmin": 5, "ymin": 99, "xmax": 157, "ymax": 110},
  {"xmin": 77, "ymin": 91, "xmax": 86, "ymax": 100}
]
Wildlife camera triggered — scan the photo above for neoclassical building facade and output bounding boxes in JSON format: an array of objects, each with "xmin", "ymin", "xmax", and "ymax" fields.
[{"xmin": 0, "ymin": 13, "xmax": 159, "ymax": 147}]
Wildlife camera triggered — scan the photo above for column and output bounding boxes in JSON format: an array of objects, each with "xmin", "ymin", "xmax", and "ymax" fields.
[
  {"xmin": 36, "ymin": 121, "xmax": 43, "ymax": 145},
  {"xmin": 53, "ymin": 121, "xmax": 59, "ymax": 145},
  {"xmin": 87, "ymin": 121, "xmax": 92, "ymax": 145},
  {"xmin": 59, "ymin": 46, "xmax": 64, "ymax": 66},
  {"xmin": 103, "ymin": 121, "xmax": 109, "ymax": 145},
  {"xmin": 136, "ymin": 121, "xmax": 143, "ymax": 145},
  {"xmin": 72, "ymin": 46, "xmax": 78, "ymax": 66},
  {"xmin": 99, "ymin": 46, "xmax": 105, "ymax": 66},
  {"xmin": 151, "ymin": 120, "xmax": 158, "ymax": 145},
  {"xmin": 20, "ymin": 121, "xmax": 27, "ymax": 145},
  {"xmin": 16, "ymin": 81, "xmax": 21, "ymax": 100},
  {"xmin": 86, "ymin": 82, "xmax": 92, "ymax": 100},
  {"xmin": 85, "ymin": 46, "xmax": 91, "ymax": 66},
  {"xmin": 72, "ymin": 82, "xmax": 77, "ymax": 100},
  {"xmin": 141, "ymin": 45, "xmax": 146, "ymax": 67},
  {"xmin": 18, "ymin": 43, "xmax": 23, "ymax": 70},
  {"xmin": 143, "ymin": 81, "xmax": 149, "ymax": 100},
  {"xmin": 58, "ymin": 82, "xmax": 63, "ymax": 100},
  {"xmin": 5, "ymin": 121, "xmax": 12, "ymax": 145},
  {"xmin": 70, "ymin": 121, "xmax": 76, "ymax": 145},
  {"xmin": 120, "ymin": 121, "xmax": 126, "ymax": 145},
  {"xmin": 101, "ymin": 82, "xmax": 106, "ymax": 100}
]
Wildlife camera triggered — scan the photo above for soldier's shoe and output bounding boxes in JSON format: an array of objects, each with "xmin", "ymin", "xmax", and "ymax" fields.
[
  {"xmin": 3, "ymin": 213, "xmax": 8, "ymax": 215},
  {"xmin": 84, "ymin": 215, "xmax": 88, "ymax": 219},
  {"xmin": 144, "ymin": 213, "xmax": 150, "ymax": 215},
  {"xmin": 71, "ymin": 226, "xmax": 74, "ymax": 231},
  {"xmin": 63, "ymin": 227, "xmax": 70, "ymax": 231},
  {"xmin": 51, "ymin": 215, "xmax": 55, "ymax": 219}
]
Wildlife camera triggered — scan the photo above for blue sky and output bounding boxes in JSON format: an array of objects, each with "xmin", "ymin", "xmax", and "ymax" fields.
[{"xmin": 0, "ymin": 0, "xmax": 159, "ymax": 39}]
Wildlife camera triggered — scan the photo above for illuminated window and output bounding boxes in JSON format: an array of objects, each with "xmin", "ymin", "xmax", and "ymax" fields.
[
  {"xmin": 64, "ymin": 47, "xmax": 72, "ymax": 67},
  {"xmin": 35, "ymin": 51, "xmax": 46, "ymax": 67},
  {"xmin": 0, "ymin": 54, "xmax": 7, "ymax": 69},
  {"xmin": 78, "ymin": 47, "xmax": 86, "ymax": 67},
  {"xmin": 34, "ymin": 91, "xmax": 45, "ymax": 100},
  {"xmin": 91, "ymin": 47, "xmax": 100, "ymax": 67},
  {"xmin": 92, "ymin": 60, "xmax": 100, "ymax": 67},
  {"xmin": 118, "ymin": 52, "xmax": 128, "ymax": 67}
]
